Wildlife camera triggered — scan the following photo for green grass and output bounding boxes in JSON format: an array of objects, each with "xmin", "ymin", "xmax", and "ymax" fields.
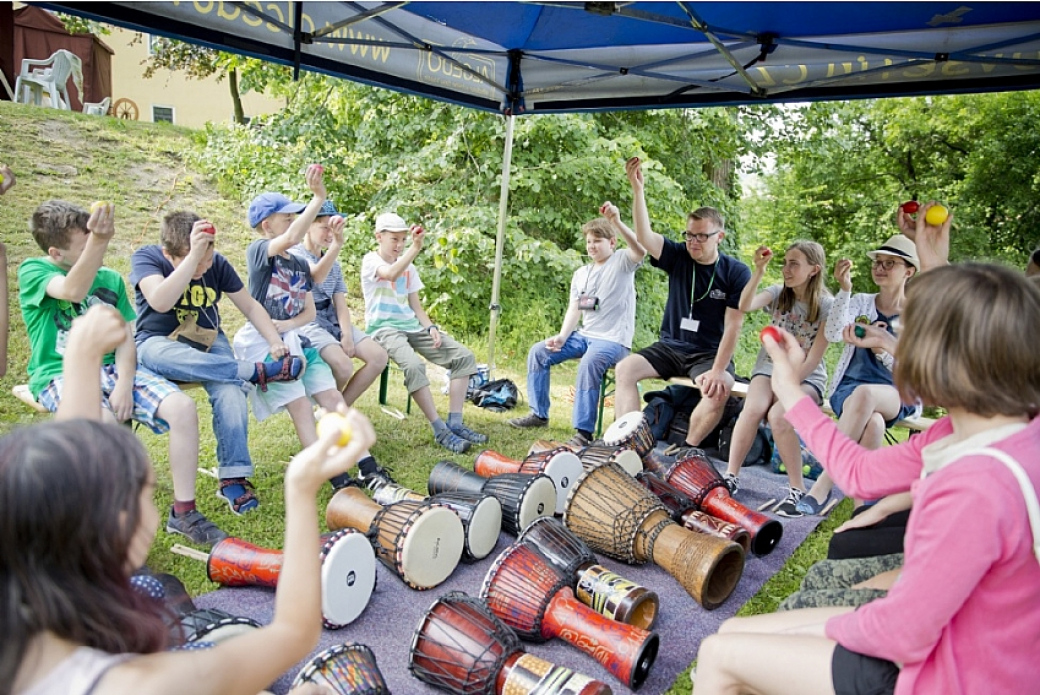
[{"xmin": 2, "ymin": 101, "xmax": 853, "ymax": 695}]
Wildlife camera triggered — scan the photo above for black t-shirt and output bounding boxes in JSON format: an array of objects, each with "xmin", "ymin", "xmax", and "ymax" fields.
[
  {"xmin": 130, "ymin": 245, "xmax": 244, "ymax": 343},
  {"xmin": 650, "ymin": 238, "xmax": 750, "ymax": 353}
]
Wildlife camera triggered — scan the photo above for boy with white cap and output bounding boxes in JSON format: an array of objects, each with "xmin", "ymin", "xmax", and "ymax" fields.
[{"xmin": 361, "ymin": 212, "xmax": 487, "ymax": 453}]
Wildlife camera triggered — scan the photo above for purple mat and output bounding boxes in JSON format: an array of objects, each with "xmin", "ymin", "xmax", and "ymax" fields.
[{"xmin": 196, "ymin": 460, "xmax": 835, "ymax": 694}]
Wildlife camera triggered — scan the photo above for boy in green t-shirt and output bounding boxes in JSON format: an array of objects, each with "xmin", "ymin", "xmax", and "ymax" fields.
[{"xmin": 18, "ymin": 200, "xmax": 227, "ymax": 546}]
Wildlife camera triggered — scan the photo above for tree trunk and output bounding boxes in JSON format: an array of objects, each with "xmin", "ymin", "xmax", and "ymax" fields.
[{"xmin": 229, "ymin": 67, "xmax": 245, "ymax": 125}]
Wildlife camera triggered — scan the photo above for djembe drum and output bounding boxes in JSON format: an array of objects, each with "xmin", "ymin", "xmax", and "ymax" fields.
[
  {"xmin": 517, "ymin": 516, "xmax": 659, "ymax": 630},
  {"xmin": 326, "ymin": 486, "xmax": 465, "ymax": 590},
  {"xmin": 602, "ymin": 412, "xmax": 656, "ymax": 458},
  {"xmin": 371, "ymin": 482, "xmax": 503, "ymax": 561},
  {"xmin": 647, "ymin": 451, "xmax": 784, "ymax": 556},
  {"xmin": 174, "ymin": 530, "xmax": 376, "ymax": 629},
  {"xmin": 474, "ymin": 448, "xmax": 582, "ymax": 515},
  {"xmin": 480, "ymin": 542, "xmax": 659, "ymax": 689},
  {"xmin": 636, "ymin": 472, "xmax": 751, "ymax": 553},
  {"xmin": 292, "ymin": 643, "xmax": 390, "ymax": 695},
  {"xmin": 527, "ymin": 439, "xmax": 576, "ymax": 456},
  {"xmin": 575, "ymin": 444, "xmax": 644, "ymax": 477},
  {"xmin": 428, "ymin": 461, "xmax": 555, "ymax": 535},
  {"xmin": 409, "ymin": 591, "xmax": 611, "ymax": 695},
  {"xmin": 563, "ymin": 462, "xmax": 745, "ymax": 609},
  {"xmin": 177, "ymin": 607, "xmax": 261, "ymax": 646}
]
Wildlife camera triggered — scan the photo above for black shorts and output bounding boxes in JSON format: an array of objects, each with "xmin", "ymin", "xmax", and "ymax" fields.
[
  {"xmin": 832, "ymin": 644, "xmax": 899, "ymax": 695},
  {"xmin": 637, "ymin": 341, "xmax": 734, "ymax": 382}
]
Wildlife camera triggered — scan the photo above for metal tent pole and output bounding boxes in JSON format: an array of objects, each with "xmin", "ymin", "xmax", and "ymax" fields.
[{"xmin": 486, "ymin": 113, "xmax": 515, "ymax": 379}]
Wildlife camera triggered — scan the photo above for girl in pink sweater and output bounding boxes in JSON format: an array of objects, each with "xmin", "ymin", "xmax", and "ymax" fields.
[{"xmin": 696, "ymin": 263, "xmax": 1040, "ymax": 695}]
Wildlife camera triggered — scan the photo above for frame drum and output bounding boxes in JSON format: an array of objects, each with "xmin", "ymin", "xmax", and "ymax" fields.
[
  {"xmin": 602, "ymin": 412, "xmax": 655, "ymax": 458},
  {"xmin": 292, "ymin": 643, "xmax": 390, "ymax": 694},
  {"xmin": 319, "ymin": 530, "xmax": 377, "ymax": 628}
]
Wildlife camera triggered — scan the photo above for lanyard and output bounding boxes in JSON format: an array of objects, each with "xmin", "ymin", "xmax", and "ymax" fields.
[{"xmin": 689, "ymin": 259, "xmax": 718, "ymax": 315}]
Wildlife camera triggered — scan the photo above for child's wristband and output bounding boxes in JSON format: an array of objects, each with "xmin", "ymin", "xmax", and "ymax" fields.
[{"xmin": 426, "ymin": 324, "xmax": 439, "ymax": 333}]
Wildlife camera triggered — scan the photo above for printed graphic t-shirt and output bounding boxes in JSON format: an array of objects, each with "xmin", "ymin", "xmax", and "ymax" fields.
[{"xmin": 246, "ymin": 238, "xmax": 312, "ymax": 321}]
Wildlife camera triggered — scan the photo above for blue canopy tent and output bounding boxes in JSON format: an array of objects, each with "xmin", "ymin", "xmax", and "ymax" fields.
[{"xmin": 38, "ymin": 1, "xmax": 1040, "ymax": 368}]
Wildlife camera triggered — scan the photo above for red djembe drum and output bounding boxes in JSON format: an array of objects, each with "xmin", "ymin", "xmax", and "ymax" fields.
[
  {"xmin": 409, "ymin": 591, "xmax": 611, "ymax": 695},
  {"xmin": 575, "ymin": 444, "xmax": 644, "ymax": 477},
  {"xmin": 480, "ymin": 541, "xmax": 660, "ymax": 689},
  {"xmin": 428, "ymin": 461, "xmax": 556, "ymax": 536},
  {"xmin": 371, "ymin": 481, "xmax": 503, "ymax": 562},
  {"xmin": 474, "ymin": 448, "xmax": 583, "ymax": 515},
  {"xmin": 563, "ymin": 462, "xmax": 745, "ymax": 609},
  {"xmin": 636, "ymin": 471, "xmax": 751, "ymax": 553},
  {"xmin": 326, "ymin": 486, "xmax": 465, "ymax": 590},
  {"xmin": 174, "ymin": 530, "xmax": 376, "ymax": 629},
  {"xmin": 647, "ymin": 451, "xmax": 784, "ymax": 556},
  {"xmin": 291, "ymin": 643, "xmax": 390, "ymax": 694},
  {"xmin": 517, "ymin": 516, "xmax": 659, "ymax": 630}
]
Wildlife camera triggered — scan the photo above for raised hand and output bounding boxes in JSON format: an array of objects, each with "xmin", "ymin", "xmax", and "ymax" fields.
[
  {"xmin": 286, "ymin": 407, "xmax": 376, "ymax": 493},
  {"xmin": 625, "ymin": 156, "xmax": 644, "ymax": 191},
  {"xmin": 599, "ymin": 201, "xmax": 620, "ymax": 223},
  {"xmin": 410, "ymin": 224, "xmax": 425, "ymax": 249},
  {"xmin": 87, "ymin": 202, "xmax": 116, "ymax": 240},
  {"xmin": 833, "ymin": 258, "xmax": 853, "ymax": 292},
  {"xmin": 305, "ymin": 163, "xmax": 327, "ymax": 199},
  {"xmin": 752, "ymin": 246, "xmax": 773, "ymax": 272}
]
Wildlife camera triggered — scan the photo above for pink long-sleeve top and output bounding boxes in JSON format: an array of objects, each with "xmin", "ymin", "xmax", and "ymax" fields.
[{"xmin": 785, "ymin": 397, "xmax": 1040, "ymax": 695}]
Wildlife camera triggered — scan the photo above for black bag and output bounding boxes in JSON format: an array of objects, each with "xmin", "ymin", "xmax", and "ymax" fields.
[{"xmin": 469, "ymin": 378, "xmax": 519, "ymax": 412}]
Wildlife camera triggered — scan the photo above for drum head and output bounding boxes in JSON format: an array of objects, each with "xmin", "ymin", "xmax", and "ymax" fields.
[
  {"xmin": 400, "ymin": 505, "xmax": 465, "ymax": 589},
  {"xmin": 538, "ymin": 450, "xmax": 584, "ymax": 515},
  {"xmin": 516, "ymin": 475, "xmax": 557, "ymax": 532},
  {"xmin": 181, "ymin": 608, "xmax": 261, "ymax": 645},
  {"xmin": 321, "ymin": 530, "xmax": 378, "ymax": 628},
  {"xmin": 603, "ymin": 411, "xmax": 654, "ymax": 455},
  {"xmin": 463, "ymin": 495, "xmax": 503, "ymax": 560},
  {"xmin": 613, "ymin": 448, "xmax": 644, "ymax": 477}
]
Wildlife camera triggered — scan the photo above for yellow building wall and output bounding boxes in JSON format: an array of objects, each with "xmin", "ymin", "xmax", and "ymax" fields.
[{"xmin": 106, "ymin": 27, "xmax": 285, "ymax": 128}]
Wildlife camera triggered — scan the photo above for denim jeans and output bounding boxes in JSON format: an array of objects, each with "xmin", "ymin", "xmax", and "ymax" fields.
[
  {"xmin": 138, "ymin": 332, "xmax": 253, "ymax": 478},
  {"xmin": 525, "ymin": 332, "xmax": 629, "ymax": 433}
]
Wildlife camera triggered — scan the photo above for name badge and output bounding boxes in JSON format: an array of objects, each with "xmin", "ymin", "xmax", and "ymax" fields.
[{"xmin": 680, "ymin": 317, "xmax": 700, "ymax": 333}]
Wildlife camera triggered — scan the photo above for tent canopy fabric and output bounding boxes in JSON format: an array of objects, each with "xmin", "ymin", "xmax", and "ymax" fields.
[{"xmin": 34, "ymin": 1, "xmax": 1040, "ymax": 114}]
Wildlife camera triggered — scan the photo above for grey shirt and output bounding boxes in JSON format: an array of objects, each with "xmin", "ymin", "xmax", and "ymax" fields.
[{"xmin": 571, "ymin": 248, "xmax": 642, "ymax": 348}]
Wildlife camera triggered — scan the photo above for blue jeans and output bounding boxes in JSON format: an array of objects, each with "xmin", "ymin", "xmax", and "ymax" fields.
[
  {"xmin": 138, "ymin": 332, "xmax": 253, "ymax": 478},
  {"xmin": 526, "ymin": 332, "xmax": 629, "ymax": 433}
]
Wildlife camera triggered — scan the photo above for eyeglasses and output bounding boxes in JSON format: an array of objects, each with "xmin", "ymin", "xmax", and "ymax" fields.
[
  {"xmin": 871, "ymin": 259, "xmax": 906, "ymax": 271},
  {"xmin": 683, "ymin": 231, "xmax": 720, "ymax": 243}
]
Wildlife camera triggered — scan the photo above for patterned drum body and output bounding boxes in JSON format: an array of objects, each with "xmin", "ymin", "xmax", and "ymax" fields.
[
  {"xmin": 680, "ymin": 510, "xmax": 752, "ymax": 554},
  {"xmin": 371, "ymin": 500, "xmax": 465, "ymax": 590},
  {"xmin": 409, "ymin": 591, "xmax": 521, "ymax": 695},
  {"xmin": 427, "ymin": 460, "xmax": 488, "ymax": 497},
  {"xmin": 319, "ymin": 530, "xmax": 378, "ymax": 628},
  {"xmin": 480, "ymin": 542, "xmax": 659, "ymax": 689},
  {"xmin": 371, "ymin": 481, "xmax": 426, "ymax": 505},
  {"xmin": 481, "ymin": 472, "xmax": 556, "ymax": 536},
  {"xmin": 291, "ymin": 643, "xmax": 390, "ymax": 695},
  {"xmin": 518, "ymin": 516, "xmax": 596, "ymax": 577},
  {"xmin": 206, "ymin": 537, "xmax": 282, "ymax": 587},
  {"xmin": 575, "ymin": 565, "xmax": 659, "ymax": 632},
  {"xmin": 432, "ymin": 490, "xmax": 503, "ymax": 561},
  {"xmin": 664, "ymin": 453, "xmax": 784, "ymax": 556},
  {"xmin": 577, "ymin": 445, "xmax": 643, "ymax": 477},
  {"xmin": 499, "ymin": 653, "xmax": 613, "ymax": 695},
  {"xmin": 177, "ymin": 607, "xmax": 261, "ymax": 646},
  {"xmin": 602, "ymin": 412, "xmax": 655, "ymax": 458}
]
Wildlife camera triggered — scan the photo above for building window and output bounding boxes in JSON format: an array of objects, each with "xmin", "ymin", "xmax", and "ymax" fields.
[{"xmin": 152, "ymin": 105, "xmax": 174, "ymax": 124}]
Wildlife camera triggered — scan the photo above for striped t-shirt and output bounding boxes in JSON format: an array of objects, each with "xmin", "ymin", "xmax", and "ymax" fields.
[{"xmin": 360, "ymin": 250, "xmax": 424, "ymax": 335}]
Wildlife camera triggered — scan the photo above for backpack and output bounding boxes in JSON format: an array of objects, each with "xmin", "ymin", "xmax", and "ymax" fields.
[{"xmin": 469, "ymin": 378, "xmax": 519, "ymax": 412}]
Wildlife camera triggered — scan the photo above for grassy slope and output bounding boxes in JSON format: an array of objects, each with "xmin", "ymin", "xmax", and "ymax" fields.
[{"xmin": 1, "ymin": 101, "xmax": 852, "ymax": 694}]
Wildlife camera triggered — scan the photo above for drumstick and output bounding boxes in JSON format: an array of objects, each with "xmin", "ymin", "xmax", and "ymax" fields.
[
  {"xmin": 171, "ymin": 544, "xmax": 210, "ymax": 561},
  {"xmin": 757, "ymin": 499, "xmax": 776, "ymax": 511}
]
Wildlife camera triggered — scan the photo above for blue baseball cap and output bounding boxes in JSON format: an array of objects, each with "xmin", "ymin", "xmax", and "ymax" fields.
[
  {"xmin": 316, "ymin": 200, "xmax": 339, "ymax": 218},
  {"xmin": 247, "ymin": 193, "xmax": 306, "ymax": 228}
]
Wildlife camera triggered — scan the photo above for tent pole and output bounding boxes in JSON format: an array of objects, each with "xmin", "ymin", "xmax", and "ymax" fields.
[{"xmin": 487, "ymin": 113, "xmax": 515, "ymax": 379}]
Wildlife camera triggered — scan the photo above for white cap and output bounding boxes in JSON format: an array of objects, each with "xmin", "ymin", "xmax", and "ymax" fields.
[{"xmin": 374, "ymin": 212, "xmax": 409, "ymax": 233}]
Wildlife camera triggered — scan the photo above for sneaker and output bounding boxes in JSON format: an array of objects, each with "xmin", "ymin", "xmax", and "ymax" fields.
[
  {"xmin": 166, "ymin": 508, "xmax": 228, "ymax": 546},
  {"xmin": 774, "ymin": 487, "xmax": 807, "ymax": 518},
  {"xmin": 358, "ymin": 464, "xmax": 396, "ymax": 490},
  {"xmin": 664, "ymin": 444, "xmax": 708, "ymax": 461},
  {"xmin": 436, "ymin": 428, "xmax": 471, "ymax": 454},
  {"xmin": 795, "ymin": 489, "xmax": 833, "ymax": 516},
  {"xmin": 217, "ymin": 478, "xmax": 259, "ymax": 515},
  {"xmin": 449, "ymin": 423, "xmax": 488, "ymax": 444},
  {"xmin": 566, "ymin": 431, "xmax": 590, "ymax": 448},
  {"xmin": 508, "ymin": 412, "xmax": 548, "ymax": 429},
  {"xmin": 251, "ymin": 355, "xmax": 304, "ymax": 392},
  {"xmin": 723, "ymin": 472, "xmax": 740, "ymax": 495}
]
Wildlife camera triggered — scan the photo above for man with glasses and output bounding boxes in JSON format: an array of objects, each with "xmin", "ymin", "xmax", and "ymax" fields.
[{"xmin": 613, "ymin": 157, "xmax": 750, "ymax": 452}]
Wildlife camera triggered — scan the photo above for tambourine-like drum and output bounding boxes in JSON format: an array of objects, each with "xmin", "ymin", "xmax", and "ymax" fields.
[
  {"xmin": 602, "ymin": 412, "xmax": 655, "ymax": 458},
  {"xmin": 475, "ymin": 448, "xmax": 582, "ymax": 515},
  {"xmin": 197, "ymin": 533, "xmax": 376, "ymax": 628},
  {"xmin": 409, "ymin": 590, "xmax": 521, "ymax": 694},
  {"xmin": 637, "ymin": 472, "xmax": 751, "ymax": 553},
  {"xmin": 518, "ymin": 517, "xmax": 659, "ymax": 630},
  {"xmin": 291, "ymin": 643, "xmax": 390, "ymax": 695},
  {"xmin": 370, "ymin": 482, "xmax": 502, "ymax": 562},
  {"xmin": 650, "ymin": 452, "xmax": 784, "ymax": 556},
  {"xmin": 429, "ymin": 462, "xmax": 555, "ymax": 536},
  {"xmin": 576, "ymin": 444, "xmax": 643, "ymax": 478},
  {"xmin": 177, "ymin": 607, "xmax": 261, "ymax": 646},
  {"xmin": 326, "ymin": 487, "xmax": 465, "ymax": 590},
  {"xmin": 481, "ymin": 542, "xmax": 659, "ymax": 689},
  {"xmin": 564, "ymin": 462, "xmax": 745, "ymax": 609}
]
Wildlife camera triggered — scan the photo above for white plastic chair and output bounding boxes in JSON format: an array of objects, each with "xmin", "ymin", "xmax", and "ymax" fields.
[
  {"xmin": 83, "ymin": 96, "xmax": 111, "ymax": 116},
  {"xmin": 14, "ymin": 49, "xmax": 83, "ymax": 110}
]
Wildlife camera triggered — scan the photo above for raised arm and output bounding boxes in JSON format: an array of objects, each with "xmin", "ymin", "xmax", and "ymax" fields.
[
  {"xmin": 375, "ymin": 226, "xmax": 425, "ymax": 283},
  {"xmin": 55, "ymin": 305, "xmax": 127, "ymax": 421},
  {"xmin": 823, "ymin": 258, "xmax": 856, "ymax": 343},
  {"xmin": 738, "ymin": 246, "xmax": 775, "ymax": 313},
  {"xmin": 267, "ymin": 165, "xmax": 327, "ymax": 258},
  {"xmin": 45, "ymin": 204, "xmax": 115, "ymax": 303},
  {"xmin": 625, "ymin": 157, "xmax": 664, "ymax": 260},
  {"xmin": 599, "ymin": 200, "xmax": 646, "ymax": 263},
  {"xmin": 136, "ymin": 223, "xmax": 214, "ymax": 313},
  {"xmin": 307, "ymin": 217, "xmax": 344, "ymax": 285}
]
